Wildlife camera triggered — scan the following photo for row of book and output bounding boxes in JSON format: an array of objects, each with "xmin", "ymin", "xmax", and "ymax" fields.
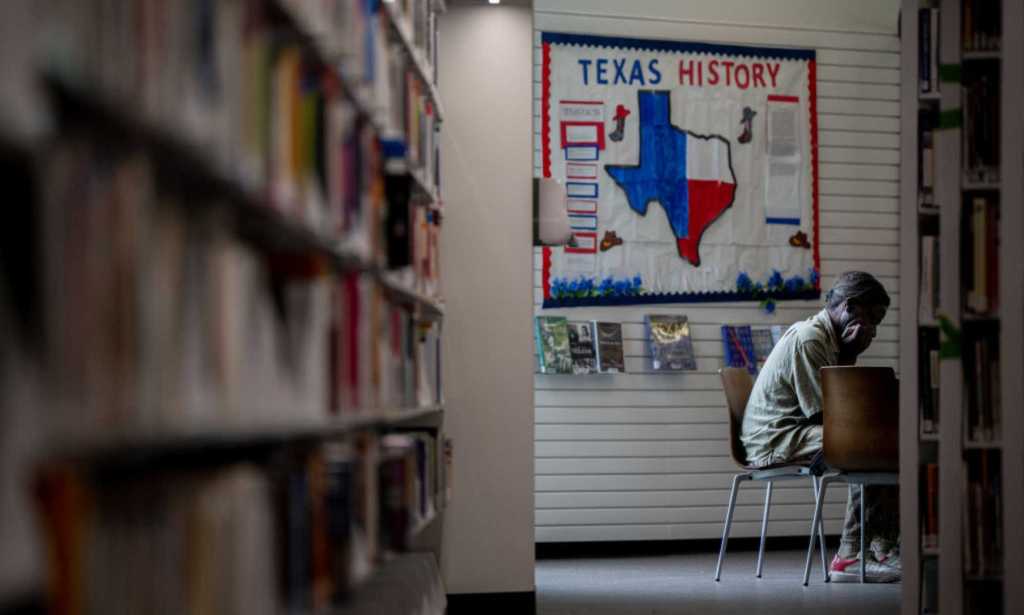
[
  {"xmin": 535, "ymin": 315, "xmax": 703, "ymax": 374},
  {"xmin": 920, "ymin": 462, "xmax": 939, "ymax": 550},
  {"xmin": 384, "ymin": 58, "xmax": 439, "ymax": 192},
  {"xmin": 535, "ymin": 317, "xmax": 793, "ymax": 375},
  {"xmin": 962, "ymin": 322, "xmax": 1000, "ymax": 443},
  {"xmin": 918, "ymin": 107, "xmax": 936, "ymax": 208},
  {"xmin": 918, "ymin": 328, "xmax": 940, "ymax": 435},
  {"xmin": 41, "ymin": 139, "xmax": 441, "ymax": 437},
  {"xmin": 918, "ymin": 8, "xmax": 940, "ymax": 95},
  {"xmin": 39, "ymin": 0, "xmax": 441, "ymax": 270},
  {"xmin": 962, "ymin": 62, "xmax": 1001, "ymax": 184},
  {"xmin": 961, "ymin": 194, "xmax": 999, "ymax": 316},
  {"xmin": 721, "ymin": 324, "xmax": 785, "ymax": 374},
  {"xmin": 921, "ymin": 556, "xmax": 938, "ymax": 614},
  {"xmin": 34, "ymin": 430, "xmax": 450, "ymax": 615},
  {"xmin": 331, "ymin": 273, "xmax": 443, "ymax": 413},
  {"xmin": 388, "ymin": 0, "xmax": 439, "ymax": 81},
  {"xmin": 963, "ymin": 450, "xmax": 1002, "ymax": 578},
  {"xmin": 535, "ymin": 317, "xmax": 625, "ymax": 374},
  {"xmin": 962, "ymin": 0, "xmax": 1002, "ymax": 52}
]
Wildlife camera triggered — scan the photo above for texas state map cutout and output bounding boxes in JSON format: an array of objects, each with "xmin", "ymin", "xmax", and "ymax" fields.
[{"xmin": 605, "ymin": 91, "xmax": 736, "ymax": 267}]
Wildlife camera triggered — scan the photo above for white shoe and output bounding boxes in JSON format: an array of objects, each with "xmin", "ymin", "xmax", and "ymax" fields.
[{"xmin": 829, "ymin": 554, "xmax": 901, "ymax": 583}]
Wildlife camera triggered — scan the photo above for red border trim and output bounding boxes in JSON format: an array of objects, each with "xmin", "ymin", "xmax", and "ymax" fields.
[
  {"xmin": 808, "ymin": 59, "xmax": 821, "ymax": 284},
  {"xmin": 541, "ymin": 43, "xmax": 552, "ymax": 179},
  {"xmin": 542, "ymin": 247, "xmax": 552, "ymax": 299},
  {"xmin": 767, "ymin": 94, "xmax": 800, "ymax": 103},
  {"xmin": 560, "ymin": 121, "xmax": 606, "ymax": 149},
  {"xmin": 564, "ymin": 232, "xmax": 599, "ymax": 254}
]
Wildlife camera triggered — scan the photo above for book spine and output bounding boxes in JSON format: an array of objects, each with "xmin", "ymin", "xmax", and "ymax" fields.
[
  {"xmin": 919, "ymin": 8, "xmax": 930, "ymax": 93},
  {"xmin": 534, "ymin": 318, "xmax": 547, "ymax": 374},
  {"xmin": 929, "ymin": 9, "xmax": 939, "ymax": 93},
  {"xmin": 972, "ymin": 197, "xmax": 987, "ymax": 313}
]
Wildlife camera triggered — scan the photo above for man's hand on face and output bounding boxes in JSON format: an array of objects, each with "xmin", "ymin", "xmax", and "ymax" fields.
[
  {"xmin": 840, "ymin": 320, "xmax": 874, "ymax": 357},
  {"xmin": 837, "ymin": 300, "xmax": 885, "ymax": 360}
]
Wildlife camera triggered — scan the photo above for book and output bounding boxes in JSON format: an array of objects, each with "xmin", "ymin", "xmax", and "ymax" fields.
[
  {"xmin": 721, "ymin": 325, "xmax": 756, "ymax": 374},
  {"xmin": 646, "ymin": 315, "xmax": 697, "ymax": 371},
  {"xmin": 750, "ymin": 327, "xmax": 777, "ymax": 365},
  {"xmin": 918, "ymin": 9, "xmax": 931, "ymax": 94},
  {"xmin": 918, "ymin": 327, "xmax": 940, "ymax": 434},
  {"xmin": 919, "ymin": 235, "xmax": 938, "ymax": 323},
  {"xmin": 922, "ymin": 557, "xmax": 938, "ymax": 614},
  {"xmin": 922, "ymin": 463, "xmax": 938, "ymax": 549},
  {"xmin": 918, "ymin": 107, "xmax": 937, "ymax": 207},
  {"xmin": 593, "ymin": 321, "xmax": 625, "ymax": 373},
  {"xmin": 567, "ymin": 321, "xmax": 598, "ymax": 375},
  {"xmin": 535, "ymin": 316, "xmax": 572, "ymax": 374}
]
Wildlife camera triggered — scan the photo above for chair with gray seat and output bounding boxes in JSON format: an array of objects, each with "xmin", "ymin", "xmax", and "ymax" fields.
[
  {"xmin": 802, "ymin": 366, "xmax": 900, "ymax": 585},
  {"xmin": 714, "ymin": 367, "xmax": 828, "ymax": 581}
]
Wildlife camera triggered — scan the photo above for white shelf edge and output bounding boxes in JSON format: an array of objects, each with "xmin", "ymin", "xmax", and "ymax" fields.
[
  {"xmin": 961, "ymin": 182, "xmax": 1001, "ymax": 191},
  {"xmin": 963, "ymin": 440, "xmax": 1002, "ymax": 450},
  {"xmin": 49, "ymin": 406, "xmax": 446, "ymax": 463},
  {"xmin": 961, "ymin": 50, "xmax": 1002, "ymax": 60}
]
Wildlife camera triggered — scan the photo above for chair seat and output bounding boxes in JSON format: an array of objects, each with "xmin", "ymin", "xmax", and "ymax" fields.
[
  {"xmin": 740, "ymin": 453, "xmax": 816, "ymax": 472},
  {"xmin": 741, "ymin": 460, "xmax": 811, "ymax": 471}
]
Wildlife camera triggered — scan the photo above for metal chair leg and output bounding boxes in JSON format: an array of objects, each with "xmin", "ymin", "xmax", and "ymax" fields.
[
  {"xmin": 715, "ymin": 474, "xmax": 746, "ymax": 581},
  {"xmin": 860, "ymin": 483, "xmax": 867, "ymax": 583},
  {"xmin": 803, "ymin": 475, "xmax": 831, "ymax": 586},
  {"xmin": 755, "ymin": 481, "xmax": 773, "ymax": 578},
  {"xmin": 812, "ymin": 476, "xmax": 828, "ymax": 581}
]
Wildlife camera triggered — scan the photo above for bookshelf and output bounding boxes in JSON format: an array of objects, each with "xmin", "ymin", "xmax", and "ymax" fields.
[
  {"xmin": 901, "ymin": 0, "xmax": 1021, "ymax": 613},
  {"xmin": 0, "ymin": 0, "xmax": 450, "ymax": 613}
]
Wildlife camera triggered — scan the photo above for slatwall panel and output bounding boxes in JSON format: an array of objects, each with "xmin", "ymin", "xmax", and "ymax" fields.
[{"xmin": 533, "ymin": 9, "xmax": 900, "ymax": 542}]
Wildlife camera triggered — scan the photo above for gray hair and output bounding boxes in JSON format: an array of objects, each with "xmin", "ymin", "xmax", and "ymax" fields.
[{"xmin": 825, "ymin": 271, "xmax": 890, "ymax": 310}]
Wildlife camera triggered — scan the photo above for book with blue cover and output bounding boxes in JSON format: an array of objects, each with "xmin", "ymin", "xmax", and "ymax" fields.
[{"xmin": 722, "ymin": 325, "xmax": 757, "ymax": 374}]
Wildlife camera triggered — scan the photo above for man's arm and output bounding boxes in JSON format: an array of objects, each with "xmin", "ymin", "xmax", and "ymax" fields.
[{"xmin": 791, "ymin": 339, "xmax": 832, "ymax": 419}]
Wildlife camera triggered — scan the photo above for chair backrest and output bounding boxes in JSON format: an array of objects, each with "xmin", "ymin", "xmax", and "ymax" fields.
[
  {"xmin": 821, "ymin": 366, "xmax": 899, "ymax": 472},
  {"xmin": 719, "ymin": 368, "xmax": 755, "ymax": 467}
]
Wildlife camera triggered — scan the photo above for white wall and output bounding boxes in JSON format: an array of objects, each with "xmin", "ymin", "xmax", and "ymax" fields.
[
  {"xmin": 534, "ymin": 0, "xmax": 900, "ymax": 36},
  {"xmin": 533, "ymin": 2, "xmax": 902, "ymax": 542},
  {"xmin": 438, "ymin": 3, "xmax": 536, "ymax": 595}
]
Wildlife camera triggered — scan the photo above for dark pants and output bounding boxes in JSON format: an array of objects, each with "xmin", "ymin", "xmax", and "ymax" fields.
[
  {"xmin": 837, "ymin": 484, "xmax": 900, "ymax": 559},
  {"xmin": 785, "ymin": 427, "xmax": 900, "ymax": 559}
]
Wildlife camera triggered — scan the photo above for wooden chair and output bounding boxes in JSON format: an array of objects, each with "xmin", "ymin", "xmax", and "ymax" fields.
[
  {"xmin": 801, "ymin": 366, "xmax": 899, "ymax": 585},
  {"xmin": 715, "ymin": 368, "xmax": 827, "ymax": 581}
]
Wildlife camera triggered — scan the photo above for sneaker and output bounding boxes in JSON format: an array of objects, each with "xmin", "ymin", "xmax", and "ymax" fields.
[
  {"xmin": 869, "ymin": 537, "xmax": 901, "ymax": 570},
  {"xmin": 829, "ymin": 554, "xmax": 902, "ymax": 583}
]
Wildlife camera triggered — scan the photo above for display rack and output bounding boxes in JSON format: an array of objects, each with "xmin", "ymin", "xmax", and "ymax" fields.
[{"xmin": 0, "ymin": 0, "xmax": 449, "ymax": 613}]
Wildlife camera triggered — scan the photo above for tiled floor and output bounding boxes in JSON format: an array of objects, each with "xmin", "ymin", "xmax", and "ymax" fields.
[{"xmin": 536, "ymin": 548, "xmax": 901, "ymax": 615}]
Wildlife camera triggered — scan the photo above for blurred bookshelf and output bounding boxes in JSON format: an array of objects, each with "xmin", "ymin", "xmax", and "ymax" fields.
[
  {"xmin": 901, "ymin": 1, "xmax": 1021, "ymax": 614},
  {"xmin": 0, "ymin": 1, "xmax": 451, "ymax": 613}
]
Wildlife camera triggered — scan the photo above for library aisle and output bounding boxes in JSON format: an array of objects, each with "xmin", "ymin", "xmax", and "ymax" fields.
[{"xmin": 536, "ymin": 548, "xmax": 899, "ymax": 615}]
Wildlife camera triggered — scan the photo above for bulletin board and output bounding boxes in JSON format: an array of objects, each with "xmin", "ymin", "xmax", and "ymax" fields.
[{"xmin": 539, "ymin": 32, "xmax": 821, "ymax": 308}]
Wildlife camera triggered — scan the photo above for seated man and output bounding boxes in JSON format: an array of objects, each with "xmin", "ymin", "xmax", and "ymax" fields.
[{"xmin": 741, "ymin": 271, "xmax": 899, "ymax": 582}]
